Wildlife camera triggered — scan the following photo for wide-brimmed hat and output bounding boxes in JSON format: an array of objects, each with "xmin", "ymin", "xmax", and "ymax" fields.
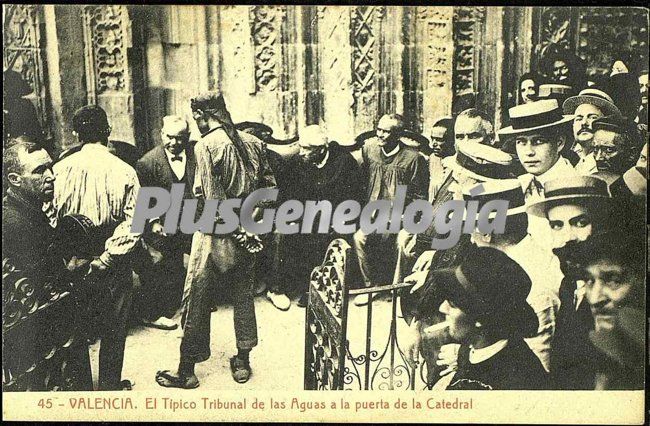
[
  {"xmin": 433, "ymin": 246, "xmax": 538, "ymax": 338},
  {"xmin": 498, "ymin": 99, "xmax": 573, "ymax": 138},
  {"xmin": 562, "ymin": 87, "xmax": 623, "ymax": 118},
  {"xmin": 537, "ymin": 84, "xmax": 573, "ymax": 102},
  {"xmin": 451, "ymin": 140, "xmax": 515, "ymax": 181},
  {"xmin": 527, "ymin": 175, "xmax": 611, "ymax": 217},
  {"xmin": 462, "ymin": 179, "xmax": 527, "ymax": 219}
]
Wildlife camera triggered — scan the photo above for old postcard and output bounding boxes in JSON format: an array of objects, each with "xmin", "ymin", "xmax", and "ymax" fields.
[{"xmin": 2, "ymin": 4, "xmax": 647, "ymax": 423}]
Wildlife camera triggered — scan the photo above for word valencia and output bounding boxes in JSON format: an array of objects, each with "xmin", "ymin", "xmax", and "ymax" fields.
[{"xmin": 131, "ymin": 184, "xmax": 509, "ymax": 250}]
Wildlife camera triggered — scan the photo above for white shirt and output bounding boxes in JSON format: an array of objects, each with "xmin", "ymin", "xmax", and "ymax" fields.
[
  {"xmin": 53, "ymin": 143, "xmax": 141, "ymax": 266},
  {"xmin": 469, "ymin": 339, "xmax": 508, "ymax": 364},
  {"xmin": 165, "ymin": 149, "xmax": 187, "ymax": 180},
  {"xmin": 574, "ymin": 153, "xmax": 598, "ymax": 175},
  {"xmin": 519, "ymin": 156, "xmax": 577, "ymax": 203},
  {"xmin": 519, "ymin": 157, "xmax": 577, "ymax": 250},
  {"xmin": 315, "ymin": 149, "xmax": 330, "ymax": 169},
  {"xmin": 501, "ymin": 235, "xmax": 563, "ymax": 371},
  {"xmin": 382, "ymin": 143, "xmax": 401, "ymax": 158}
]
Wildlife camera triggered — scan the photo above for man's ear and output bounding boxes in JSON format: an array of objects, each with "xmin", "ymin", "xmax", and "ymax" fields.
[
  {"xmin": 556, "ymin": 136, "xmax": 566, "ymax": 154},
  {"xmin": 7, "ymin": 172, "xmax": 21, "ymax": 187}
]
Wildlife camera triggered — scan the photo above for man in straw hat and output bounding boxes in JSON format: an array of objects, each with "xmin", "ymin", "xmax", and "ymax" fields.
[
  {"xmin": 156, "ymin": 92, "xmax": 277, "ymax": 388},
  {"xmin": 562, "ymin": 87, "xmax": 623, "ymax": 174},
  {"xmin": 498, "ymin": 99, "xmax": 578, "ymax": 248},
  {"xmin": 431, "ymin": 246, "xmax": 549, "ymax": 390},
  {"xmin": 527, "ymin": 175, "xmax": 612, "ymax": 389}
]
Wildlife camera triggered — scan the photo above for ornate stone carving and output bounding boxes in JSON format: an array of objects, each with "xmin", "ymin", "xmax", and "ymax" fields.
[
  {"xmin": 453, "ymin": 6, "xmax": 485, "ymax": 97},
  {"xmin": 350, "ymin": 6, "xmax": 383, "ymax": 102},
  {"xmin": 83, "ymin": 5, "xmax": 128, "ymax": 94},
  {"xmin": 533, "ymin": 7, "xmax": 574, "ymax": 63},
  {"xmin": 3, "ymin": 4, "xmax": 50, "ymax": 137},
  {"xmin": 576, "ymin": 8, "xmax": 649, "ymax": 77},
  {"xmin": 415, "ymin": 7, "xmax": 454, "ymax": 134},
  {"xmin": 250, "ymin": 6, "xmax": 287, "ymax": 92}
]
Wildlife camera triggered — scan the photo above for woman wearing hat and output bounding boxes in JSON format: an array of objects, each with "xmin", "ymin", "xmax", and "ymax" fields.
[{"xmin": 434, "ymin": 247, "xmax": 549, "ymax": 390}]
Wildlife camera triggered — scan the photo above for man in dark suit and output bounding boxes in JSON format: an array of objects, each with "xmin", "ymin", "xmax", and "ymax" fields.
[{"xmin": 134, "ymin": 115, "xmax": 196, "ymax": 330}]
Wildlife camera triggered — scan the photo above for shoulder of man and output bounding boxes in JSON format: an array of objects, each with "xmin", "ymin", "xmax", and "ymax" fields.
[{"xmin": 399, "ymin": 145, "xmax": 424, "ymax": 162}]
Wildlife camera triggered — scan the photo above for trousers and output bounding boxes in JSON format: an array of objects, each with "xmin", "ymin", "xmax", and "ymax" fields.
[
  {"xmin": 352, "ymin": 229, "xmax": 398, "ymax": 287},
  {"xmin": 88, "ymin": 266, "xmax": 133, "ymax": 391},
  {"xmin": 180, "ymin": 232, "xmax": 258, "ymax": 364},
  {"xmin": 135, "ymin": 237, "xmax": 187, "ymax": 320}
]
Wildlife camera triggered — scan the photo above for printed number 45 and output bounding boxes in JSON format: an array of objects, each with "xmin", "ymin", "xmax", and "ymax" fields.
[{"xmin": 38, "ymin": 398, "xmax": 53, "ymax": 409}]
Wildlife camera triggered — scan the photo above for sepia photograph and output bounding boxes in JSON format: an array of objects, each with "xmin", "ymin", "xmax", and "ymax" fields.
[{"xmin": 2, "ymin": 3, "xmax": 648, "ymax": 423}]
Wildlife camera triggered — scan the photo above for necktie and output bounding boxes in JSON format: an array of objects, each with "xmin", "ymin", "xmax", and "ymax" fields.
[{"xmin": 525, "ymin": 177, "xmax": 544, "ymax": 199}]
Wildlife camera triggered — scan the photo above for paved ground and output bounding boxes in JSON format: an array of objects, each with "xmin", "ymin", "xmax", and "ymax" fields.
[{"xmin": 89, "ymin": 293, "xmax": 414, "ymax": 391}]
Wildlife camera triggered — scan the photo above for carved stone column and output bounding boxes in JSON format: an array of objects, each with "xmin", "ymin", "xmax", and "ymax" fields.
[
  {"xmin": 350, "ymin": 5, "xmax": 385, "ymax": 136},
  {"xmin": 3, "ymin": 5, "xmax": 52, "ymax": 141},
  {"xmin": 317, "ymin": 6, "xmax": 355, "ymax": 144},
  {"xmin": 414, "ymin": 7, "xmax": 455, "ymax": 136},
  {"xmin": 82, "ymin": 5, "xmax": 140, "ymax": 145}
]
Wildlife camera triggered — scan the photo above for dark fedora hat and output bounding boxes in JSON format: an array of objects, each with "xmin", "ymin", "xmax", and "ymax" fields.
[
  {"xmin": 462, "ymin": 178, "xmax": 527, "ymax": 219},
  {"xmin": 451, "ymin": 140, "xmax": 515, "ymax": 181},
  {"xmin": 527, "ymin": 175, "xmax": 611, "ymax": 217},
  {"xmin": 235, "ymin": 121, "xmax": 273, "ymax": 138},
  {"xmin": 498, "ymin": 99, "xmax": 573, "ymax": 138},
  {"xmin": 434, "ymin": 246, "xmax": 538, "ymax": 338}
]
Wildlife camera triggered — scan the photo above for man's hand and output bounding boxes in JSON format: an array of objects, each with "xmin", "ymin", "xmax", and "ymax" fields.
[
  {"xmin": 436, "ymin": 343, "xmax": 460, "ymax": 377},
  {"xmin": 405, "ymin": 250, "xmax": 435, "ymax": 294},
  {"xmin": 87, "ymin": 257, "xmax": 109, "ymax": 277},
  {"xmin": 404, "ymin": 320, "xmax": 422, "ymax": 369}
]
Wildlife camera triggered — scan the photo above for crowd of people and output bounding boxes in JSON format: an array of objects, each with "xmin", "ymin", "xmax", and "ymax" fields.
[{"xmin": 2, "ymin": 47, "xmax": 647, "ymax": 391}]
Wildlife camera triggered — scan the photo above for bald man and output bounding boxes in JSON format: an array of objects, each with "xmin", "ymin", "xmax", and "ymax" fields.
[
  {"xmin": 268, "ymin": 125, "xmax": 363, "ymax": 309},
  {"xmin": 134, "ymin": 115, "xmax": 196, "ymax": 330},
  {"xmin": 352, "ymin": 114, "xmax": 429, "ymax": 306}
]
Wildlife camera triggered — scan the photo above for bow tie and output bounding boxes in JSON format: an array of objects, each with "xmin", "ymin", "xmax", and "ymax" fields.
[{"xmin": 170, "ymin": 155, "xmax": 183, "ymax": 162}]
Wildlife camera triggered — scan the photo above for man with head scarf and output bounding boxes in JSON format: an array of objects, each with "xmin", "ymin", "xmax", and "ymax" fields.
[{"xmin": 156, "ymin": 92, "xmax": 277, "ymax": 388}]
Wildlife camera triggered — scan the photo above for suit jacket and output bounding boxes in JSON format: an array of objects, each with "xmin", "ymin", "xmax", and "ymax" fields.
[
  {"xmin": 136, "ymin": 145, "xmax": 196, "ymax": 197},
  {"xmin": 136, "ymin": 145, "xmax": 196, "ymax": 250}
]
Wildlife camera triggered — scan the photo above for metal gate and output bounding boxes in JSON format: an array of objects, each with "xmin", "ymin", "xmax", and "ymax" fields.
[
  {"xmin": 2, "ymin": 258, "xmax": 92, "ymax": 391},
  {"xmin": 304, "ymin": 239, "xmax": 436, "ymax": 390}
]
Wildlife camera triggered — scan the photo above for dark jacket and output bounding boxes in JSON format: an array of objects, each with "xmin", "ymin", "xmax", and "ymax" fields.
[
  {"xmin": 136, "ymin": 144, "xmax": 196, "ymax": 197},
  {"xmin": 448, "ymin": 339, "xmax": 550, "ymax": 390},
  {"xmin": 2, "ymin": 190, "xmax": 56, "ymax": 278},
  {"xmin": 550, "ymin": 277, "xmax": 597, "ymax": 390},
  {"xmin": 135, "ymin": 144, "xmax": 196, "ymax": 251},
  {"xmin": 288, "ymin": 142, "xmax": 364, "ymax": 208}
]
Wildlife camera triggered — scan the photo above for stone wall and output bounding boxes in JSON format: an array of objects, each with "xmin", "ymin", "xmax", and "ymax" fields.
[{"xmin": 3, "ymin": 5, "xmax": 647, "ymax": 153}]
